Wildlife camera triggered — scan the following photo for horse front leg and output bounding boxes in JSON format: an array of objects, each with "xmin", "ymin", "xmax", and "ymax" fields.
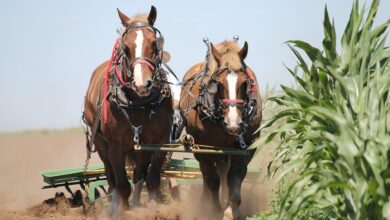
[
  {"xmin": 146, "ymin": 151, "xmax": 167, "ymax": 203},
  {"xmin": 95, "ymin": 135, "xmax": 115, "ymax": 193},
  {"xmin": 108, "ymin": 141, "xmax": 130, "ymax": 215},
  {"xmin": 197, "ymin": 156, "xmax": 223, "ymax": 213},
  {"xmin": 132, "ymin": 151, "xmax": 152, "ymax": 206},
  {"xmin": 224, "ymin": 156, "xmax": 247, "ymax": 220}
]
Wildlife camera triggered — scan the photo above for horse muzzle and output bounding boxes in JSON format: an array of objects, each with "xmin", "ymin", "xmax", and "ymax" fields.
[
  {"xmin": 131, "ymin": 80, "xmax": 153, "ymax": 97},
  {"xmin": 223, "ymin": 122, "xmax": 245, "ymax": 135}
]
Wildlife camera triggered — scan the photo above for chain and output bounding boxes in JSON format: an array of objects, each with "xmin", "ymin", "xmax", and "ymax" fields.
[
  {"xmin": 82, "ymin": 138, "xmax": 92, "ymax": 206},
  {"xmin": 83, "ymin": 151, "xmax": 91, "ymax": 173}
]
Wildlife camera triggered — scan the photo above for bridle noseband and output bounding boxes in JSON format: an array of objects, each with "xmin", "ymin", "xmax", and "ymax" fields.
[{"xmin": 220, "ymin": 99, "xmax": 245, "ymax": 106}]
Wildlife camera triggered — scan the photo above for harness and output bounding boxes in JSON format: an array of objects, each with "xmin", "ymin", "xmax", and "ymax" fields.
[
  {"xmin": 102, "ymin": 22, "xmax": 171, "ymax": 124},
  {"xmin": 182, "ymin": 38, "xmax": 258, "ymax": 148},
  {"xmin": 197, "ymin": 66, "xmax": 257, "ymax": 123},
  {"xmin": 80, "ymin": 21, "xmax": 173, "ymax": 150}
]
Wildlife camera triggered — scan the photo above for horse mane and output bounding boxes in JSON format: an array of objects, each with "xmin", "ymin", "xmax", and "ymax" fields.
[
  {"xmin": 208, "ymin": 41, "xmax": 243, "ymax": 73},
  {"xmin": 204, "ymin": 41, "xmax": 243, "ymax": 84},
  {"xmin": 129, "ymin": 13, "xmax": 149, "ymax": 24},
  {"xmin": 118, "ymin": 14, "xmax": 150, "ymax": 36}
]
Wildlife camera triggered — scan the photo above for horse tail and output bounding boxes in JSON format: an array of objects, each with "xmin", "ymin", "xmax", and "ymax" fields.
[{"xmin": 217, "ymin": 159, "xmax": 231, "ymax": 209}]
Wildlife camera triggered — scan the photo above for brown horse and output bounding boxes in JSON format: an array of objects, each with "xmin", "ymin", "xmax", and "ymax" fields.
[
  {"xmin": 179, "ymin": 40, "xmax": 262, "ymax": 219},
  {"xmin": 83, "ymin": 6, "xmax": 173, "ymax": 214}
]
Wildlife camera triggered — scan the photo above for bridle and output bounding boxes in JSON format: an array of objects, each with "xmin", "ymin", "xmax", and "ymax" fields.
[
  {"xmin": 217, "ymin": 69, "xmax": 249, "ymax": 108},
  {"xmin": 182, "ymin": 37, "xmax": 258, "ymax": 148},
  {"xmin": 102, "ymin": 22, "xmax": 170, "ymax": 123},
  {"xmin": 197, "ymin": 66, "xmax": 258, "ymax": 125},
  {"xmin": 188, "ymin": 65, "xmax": 257, "ymax": 149},
  {"xmin": 117, "ymin": 21, "xmax": 165, "ymax": 87}
]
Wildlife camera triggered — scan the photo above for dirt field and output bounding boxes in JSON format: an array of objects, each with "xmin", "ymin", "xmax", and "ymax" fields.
[{"xmin": 0, "ymin": 128, "xmax": 276, "ymax": 219}]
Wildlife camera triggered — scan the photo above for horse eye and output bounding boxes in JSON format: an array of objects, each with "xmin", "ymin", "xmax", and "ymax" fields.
[
  {"xmin": 124, "ymin": 47, "xmax": 130, "ymax": 56},
  {"xmin": 241, "ymin": 82, "xmax": 248, "ymax": 97},
  {"xmin": 152, "ymin": 41, "xmax": 158, "ymax": 52},
  {"xmin": 217, "ymin": 83, "xmax": 225, "ymax": 97}
]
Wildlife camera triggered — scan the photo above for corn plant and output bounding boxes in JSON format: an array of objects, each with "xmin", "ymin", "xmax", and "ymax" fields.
[{"xmin": 254, "ymin": 0, "xmax": 390, "ymax": 219}]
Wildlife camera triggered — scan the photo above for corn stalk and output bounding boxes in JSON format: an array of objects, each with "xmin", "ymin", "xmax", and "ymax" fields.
[{"xmin": 254, "ymin": 0, "xmax": 390, "ymax": 219}]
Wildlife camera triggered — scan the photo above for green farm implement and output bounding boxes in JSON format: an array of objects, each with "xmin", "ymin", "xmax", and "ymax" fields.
[{"xmin": 41, "ymin": 157, "xmax": 260, "ymax": 203}]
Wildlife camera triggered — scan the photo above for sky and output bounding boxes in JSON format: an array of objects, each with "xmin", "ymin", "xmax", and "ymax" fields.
[{"xmin": 0, "ymin": 0, "xmax": 389, "ymax": 132}]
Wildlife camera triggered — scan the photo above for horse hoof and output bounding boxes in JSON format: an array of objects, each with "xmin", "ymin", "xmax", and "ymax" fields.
[{"xmin": 222, "ymin": 206, "xmax": 233, "ymax": 220}]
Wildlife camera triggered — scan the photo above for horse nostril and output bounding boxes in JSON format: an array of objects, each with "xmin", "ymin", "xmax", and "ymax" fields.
[
  {"xmin": 227, "ymin": 125, "xmax": 239, "ymax": 134},
  {"xmin": 146, "ymin": 80, "xmax": 153, "ymax": 89},
  {"xmin": 131, "ymin": 81, "xmax": 137, "ymax": 89}
]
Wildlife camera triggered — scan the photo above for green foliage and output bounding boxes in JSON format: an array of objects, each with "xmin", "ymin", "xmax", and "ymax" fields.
[{"xmin": 253, "ymin": 0, "xmax": 390, "ymax": 219}]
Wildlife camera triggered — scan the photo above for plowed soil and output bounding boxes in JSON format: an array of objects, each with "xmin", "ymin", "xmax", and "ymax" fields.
[{"xmin": 0, "ymin": 129, "xmax": 276, "ymax": 219}]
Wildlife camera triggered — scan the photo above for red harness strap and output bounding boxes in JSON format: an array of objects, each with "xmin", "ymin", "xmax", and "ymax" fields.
[
  {"xmin": 103, "ymin": 39, "xmax": 120, "ymax": 123},
  {"xmin": 132, "ymin": 59, "xmax": 155, "ymax": 71},
  {"xmin": 220, "ymin": 99, "xmax": 245, "ymax": 104},
  {"xmin": 245, "ymin": 68, "xmax": 257, "ymax": 93}
]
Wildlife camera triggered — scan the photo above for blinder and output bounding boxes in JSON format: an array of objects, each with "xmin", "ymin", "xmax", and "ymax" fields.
[
  {"xmin": 156, "ymin": 35, "xmax": 164, "ymax": 52},
  {"xmin": 198, "ymin": 80, "xmax": 219, "ymax": 117},
  {"xmin": 242, "ymin": 77, "xmax": 257, "ymax": 120},
  {"xmin": 206, "ymin": 79, "xmax": 218, "ymax": 93}
]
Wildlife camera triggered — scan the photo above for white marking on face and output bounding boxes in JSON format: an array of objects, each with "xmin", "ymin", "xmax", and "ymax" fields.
[
  {"xmin": 226, "ymin": 72, "xmax": 239, "ymax": 127},
  {"xmin": 133, "ymin": 30, "xmax": 144, "ymax": 86}
]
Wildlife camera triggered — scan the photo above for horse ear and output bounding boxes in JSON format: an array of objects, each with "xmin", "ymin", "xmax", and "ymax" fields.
[
  {"xmin": 117, "ymin": 8, "xmax": 131, "ymax": 27},
  {"xmin": 210, "ymin": 43, "xmax": 221, "ymax": 64},
  {"xmin": 162, "ymin": 51, "xmax": 171, "ymax": 63},
  {"xmin": 239, "ymin": 41, "xmax": 248, "ymax": 60},
  {"xmin": 148, "ymin": 6, "xmax": 157, "ymax": 26}
]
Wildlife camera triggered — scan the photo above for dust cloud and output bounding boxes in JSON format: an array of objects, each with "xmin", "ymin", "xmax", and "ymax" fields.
[{"xmin": 0, "ymin": 130, "xmax": 276, "ymax": 219}]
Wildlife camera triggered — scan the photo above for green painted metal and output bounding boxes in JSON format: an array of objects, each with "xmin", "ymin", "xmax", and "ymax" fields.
[
  {"xmin": 174, "ymin": 178, "xmax": 203, "ymax": 185},
  {"xmin": 41, "ymin": 159, "xmax": 260, "ymax": 187},
  {"xmin": 88, "ymin": 180, "xmax": 108, "ymax": 202},
  {"xmin": 41, "ymin": 165, "xmax": 105, "ymax": 185},
  {"xmin": 87, "ymin": 180, "xmax": 133, "ymax": 201},
  {"xmin": 169, "ymin": 158, "xmax": 199, "ymax": 170}
]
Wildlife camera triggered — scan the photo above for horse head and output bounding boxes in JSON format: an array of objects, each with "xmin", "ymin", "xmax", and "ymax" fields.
[
  {"xmin": 207, "ymin": 41, "xmax": 255, "ymax": 135},
  {"xmin": 116, "ymin": 6, "xmax": 169, "ymax": 97}
]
